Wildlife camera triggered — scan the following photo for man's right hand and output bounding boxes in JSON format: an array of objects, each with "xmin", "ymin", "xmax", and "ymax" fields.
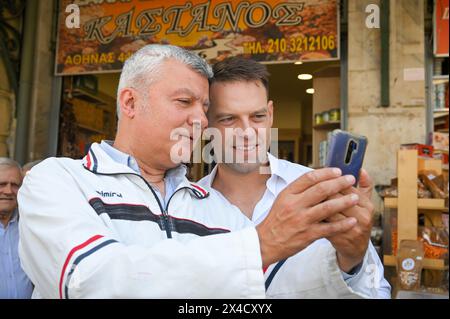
[{"xmin": 256, "ymin": 168, "xmax": 359, "ymax": 268}]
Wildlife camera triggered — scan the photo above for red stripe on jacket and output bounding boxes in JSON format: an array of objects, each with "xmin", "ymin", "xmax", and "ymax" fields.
[{"xmin": 59, "ymin": 234, "xmax": 104, "ymax": 299}]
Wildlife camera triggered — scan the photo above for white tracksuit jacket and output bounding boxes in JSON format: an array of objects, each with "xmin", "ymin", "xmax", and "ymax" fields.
[{"xmin": 18, "ymin": 142, "xmax": 265, "ymax": 299}]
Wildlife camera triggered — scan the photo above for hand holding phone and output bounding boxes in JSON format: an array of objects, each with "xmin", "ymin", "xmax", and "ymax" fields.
[{"xmin": 325, "ymin": 129, "xmax": 368, "ymax": 186}]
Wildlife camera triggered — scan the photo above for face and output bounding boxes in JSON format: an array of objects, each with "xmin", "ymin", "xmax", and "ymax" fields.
[
  {"xmin": 0, "ymin": 166, "xmax": 22, "ymax": 214},
  {"xmin": 208, "ymin": 80, "xmax": 273, "ymax": 174},
  {"xmin": 119, "ymin": 59, "xmax": 210, "ymax": 170}
]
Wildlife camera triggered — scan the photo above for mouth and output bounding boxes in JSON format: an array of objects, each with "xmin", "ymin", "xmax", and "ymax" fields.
[
  {"xmin": 0, "ymin": 198, "xmax": 14, "ymax": 201},
  {"xmin": 177, "ymin": 134, "xmax": 194, "ymax": 141},
  {"xmin": 233, "ymin": 145, "xmax": 259, "ymax": 151}
]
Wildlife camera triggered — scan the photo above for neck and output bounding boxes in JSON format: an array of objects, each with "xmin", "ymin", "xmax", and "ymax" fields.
[
  {"xmin": 0, "ymin": 210, "xmax": 14, "ymax": 228},
  {"xmin": 212, "ymin": 163, "xmax": 271, "ymax": 219},
  {"xmin": 214, "ymin": 164, "xmax": 270, "ymax": 189},
  {"xmin": 113, "ymin": 135, "xmax": 166, "ymax": 195}
]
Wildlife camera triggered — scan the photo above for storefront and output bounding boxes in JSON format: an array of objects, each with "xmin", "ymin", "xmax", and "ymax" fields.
[
  {"xmin": 0, "ymin": 0, "xmax": 448, "ymax": 298},
  {"xmin": 54, "ymin": 0, "xmax": 343, "ymax": 179}
]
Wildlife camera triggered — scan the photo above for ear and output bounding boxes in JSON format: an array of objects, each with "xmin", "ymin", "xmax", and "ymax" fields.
[
  {"xmin": 119, "ymin": 88, "xmax": 138, "ymax": 119},
  {"xmin": 267, "ymin": 100, "xmax": 274, "ymax": 127}
]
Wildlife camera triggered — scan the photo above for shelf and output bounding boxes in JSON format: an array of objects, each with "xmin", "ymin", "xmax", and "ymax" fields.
[
  {"xmin": 77, "ymin": 123, "xmax": 107, "ymax": 135},
  {"xmin": 69, "ymin": 88, "xmax": 116, "ymax": 112},
  {"xmin": 433, "ymin": 109, "xmax": 449, "ymax": 119},
  {"xmin": 71, "ymin": 88, "xmax": 107, "ymax": 105},
  {"xmin": 313, "ymin": 121, "xmax": 340, "ymax": 130},
  {"xmin": 432, "ymin": 75, "xmax": 449, "ymax": 84},
  {"xmin": 384, "ymin": 255, "xmax": 448, "ymax": 270},
  {"xmin": 384, "ymin": 198, "xmax": 446, "ymax": 211}
]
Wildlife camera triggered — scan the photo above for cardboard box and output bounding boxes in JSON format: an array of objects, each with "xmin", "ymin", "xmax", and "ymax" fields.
[
  {"xmin": 429, "ymin": 132, "xmax": 449, "ymax": 152},
  {"xmin": 400, "ymin": 144, "xmax": 434, "ymax": 158}
]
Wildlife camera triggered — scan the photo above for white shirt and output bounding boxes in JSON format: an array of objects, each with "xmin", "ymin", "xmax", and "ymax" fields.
[
  {"xmin": 199, "ymin": 153, "xmax": 312, "ymax": 225},
  {"xmin": 199, "ymin": 153, "xmax": 391, "ymax": 298}
]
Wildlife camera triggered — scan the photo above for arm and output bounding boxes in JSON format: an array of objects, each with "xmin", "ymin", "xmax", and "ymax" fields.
[
  {"xmin": 18, "ymin": 159, "xmax": 265, "ymax": 298},
  {"xmin": 334, "ymin": 241, "xmax": 391, "ymax": 299},
  {"xmin": 265, "ymin": 240, "xmax": 390, "ymax": 299},
  {"xmin": 265, "ymin": 169, "xmax": 391, "ymax": 299}
]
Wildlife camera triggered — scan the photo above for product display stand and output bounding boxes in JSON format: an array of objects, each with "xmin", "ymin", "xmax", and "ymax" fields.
[{"xmin": 383, "ymin": 149, "xmax": 448, "ymax": 296}]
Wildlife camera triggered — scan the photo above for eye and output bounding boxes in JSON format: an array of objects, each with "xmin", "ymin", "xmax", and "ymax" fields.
[
  {"xmin": 219, "ymin": 117, "xmax": 234, "ymax": 124},
  {"xmin": 253, "ymin": 114, "xmax": 267, "ymax": 121},
  {"xmin": 177, "ymin": 99, "xmax": 191, "ymax": 105}
]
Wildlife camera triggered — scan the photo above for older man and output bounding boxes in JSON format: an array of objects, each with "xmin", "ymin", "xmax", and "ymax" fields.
[
  {"xmin": 19, "ymin": 45, "xmax": 360, "ymax": 298},
  {"xmin": 0, "ymin": 158, "xmax": 33, "ymax": 298},
  {"xmin": 199, "ymin": 57, "xmax": 391, "ymax": 298}
]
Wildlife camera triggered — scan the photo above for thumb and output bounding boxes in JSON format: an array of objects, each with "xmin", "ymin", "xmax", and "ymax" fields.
[{"xmin": 358, "ymin": 168, "xmax": 373, "ymax": 198}]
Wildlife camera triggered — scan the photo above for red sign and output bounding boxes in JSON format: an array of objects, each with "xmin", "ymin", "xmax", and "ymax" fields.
[{"xmin": 435, "ymin": 0, "xmax": 449, "ymax": 56}]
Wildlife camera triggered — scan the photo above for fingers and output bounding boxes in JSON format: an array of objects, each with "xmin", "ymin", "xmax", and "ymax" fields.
[
  {"xmin": 325, "ymin": 212, "xmax": 346, "ymax": 222},
  {"xmin": 285, "ymin": 168, "xmax": 342, "ymax": 194},
  {"xmin": 298, "ymin": 174, "xmax": 356, "ymax": 207},
  {"xmin": 304, "ymin": 193, "xmax": 359, "ymax": 224},
  {"xmin": 340, "ymin": 187, "xmax": 373, "ymax": 213},
  {"xmin": 311, "ymin": 217, "xmax": 357, "ymax": 239},
  {"xmin": 358, "ymin": 169, "xmax": 373, "ymax": 197},
  {"xmin": 331, "ymin": 188, "xmax": 374, "ymax": 228}
]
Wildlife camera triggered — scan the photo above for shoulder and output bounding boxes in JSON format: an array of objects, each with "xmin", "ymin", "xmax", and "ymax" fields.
[
  {"xmin": 23, "ymin": 157, "xmax": 86, "ymax": 186},
  {"xmin": 274, "ymin": 157, "xmax": 313, "ymax": 184},
  {"xmin": 30, "ymin": 157, "xmax": 83, "ymax": 172}
]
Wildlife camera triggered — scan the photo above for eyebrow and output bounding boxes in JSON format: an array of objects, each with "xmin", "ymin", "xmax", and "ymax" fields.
[
  {"xmin": 0, "ymin": 181, "xmax": 21, "ymax": 186},
  {"xmin": 252, "ymin": 107, "xmax": 268, "ymax": 114},
  {"xmin": 171, "ymin": 88, "xmax": 210, "ymax": 107},
  {"xmin": 214, "ymin": 107, "xmax": 268, "ymax": 119}
]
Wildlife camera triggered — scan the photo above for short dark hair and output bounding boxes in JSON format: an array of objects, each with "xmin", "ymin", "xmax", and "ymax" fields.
[{"xmin": 211, "ymin": 57, "xmax": 270, "ymax": 97}]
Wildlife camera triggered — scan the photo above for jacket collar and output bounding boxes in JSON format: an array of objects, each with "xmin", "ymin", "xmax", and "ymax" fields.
[{"xmin": 82, "ymin": 142, "xmax": 209, "ymax": 199}]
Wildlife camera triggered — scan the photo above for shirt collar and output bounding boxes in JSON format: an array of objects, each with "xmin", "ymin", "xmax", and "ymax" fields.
[
  {"xmin": 84, "ymin": 141, "xmax": 207, "ymax": 198},
  {"xmin": 99, "ymin": 140, "xmax": 140, "ymax": 174},
  {"xmin": 0, "ymin": 209, "xmax": 18, "ymax": 229},
  {"xmin": 10, "ymin": 209, "xmax": 18, "ymax": 223},
  {"xmin": 98, "ymin": 140, "xmax": 189, "ymax": 181},
  {"xmin": 202, "ymin": 152, "xmax": 289, "ymax": 187},
  {"xmin": 265, "ymin": 153, "xmax": 289, "ymax": 195},
  {"xmin": 203, "ymin": 164, "xmax": 218, "ymax": 187},
  {"xmin": 266, "ymin": 152, "xmax": 289, "ymax": 184}
]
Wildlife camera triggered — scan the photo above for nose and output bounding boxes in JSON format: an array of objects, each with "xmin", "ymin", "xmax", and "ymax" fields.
[
  {"xmin": 3, "ymin": 183, "xmax": 14, "ymax": 195},
  {"xmin": 235, "ymin": 118, "xmax": 258, "ymax": 144},
  {"xmin": 240, "ymin": 118, "xmax": 253, "ymax": 131},
  {"xmin": 238, "ymin": 118, "xmax": 258, "ymax": 135},
  {"xmin": 188, "ymin": 104, "xmax": 208, "ymax": 130}
]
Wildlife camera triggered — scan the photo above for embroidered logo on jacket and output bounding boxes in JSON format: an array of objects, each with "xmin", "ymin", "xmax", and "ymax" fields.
[{"xmin": 96, "ymin": 190, "xmax": 123, "ymax": 198}]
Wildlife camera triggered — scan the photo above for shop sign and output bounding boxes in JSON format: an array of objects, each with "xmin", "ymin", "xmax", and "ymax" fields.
[
  {"xmin": 56, "ymin": 0, "xmax": 339, "ymax": 75},
  {"xmin": 434, "ymin": 0, "xmax": 449, "ymax": 57}
]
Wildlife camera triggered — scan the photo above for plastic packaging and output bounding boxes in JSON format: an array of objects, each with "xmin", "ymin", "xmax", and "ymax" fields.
[{"xmin": 396, "ymin": 240, "xmax": 424, "ymax": 290}]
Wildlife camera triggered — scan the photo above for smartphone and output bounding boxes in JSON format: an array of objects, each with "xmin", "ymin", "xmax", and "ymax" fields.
[{"xmin": 325, "ymin": 129, "xmax": 368, "ymax": 186}]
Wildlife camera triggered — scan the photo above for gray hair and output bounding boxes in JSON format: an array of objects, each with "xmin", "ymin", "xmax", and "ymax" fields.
[
  {"xmin": 116, "ymin": 44, "xmax": 213, "ymax": 118},
  {"xmin": 0, "ymin": 157, "xmax": 21, "ymax": 171}
]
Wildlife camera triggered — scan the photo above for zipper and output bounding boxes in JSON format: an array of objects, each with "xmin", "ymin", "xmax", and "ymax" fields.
[
  {"xmin": 161, "ymin": 186, "xmax": 199, "ymax": 238},
  {"xmin": 126, "ymin": 173, "xmax": 174, "ymax": 239}
]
